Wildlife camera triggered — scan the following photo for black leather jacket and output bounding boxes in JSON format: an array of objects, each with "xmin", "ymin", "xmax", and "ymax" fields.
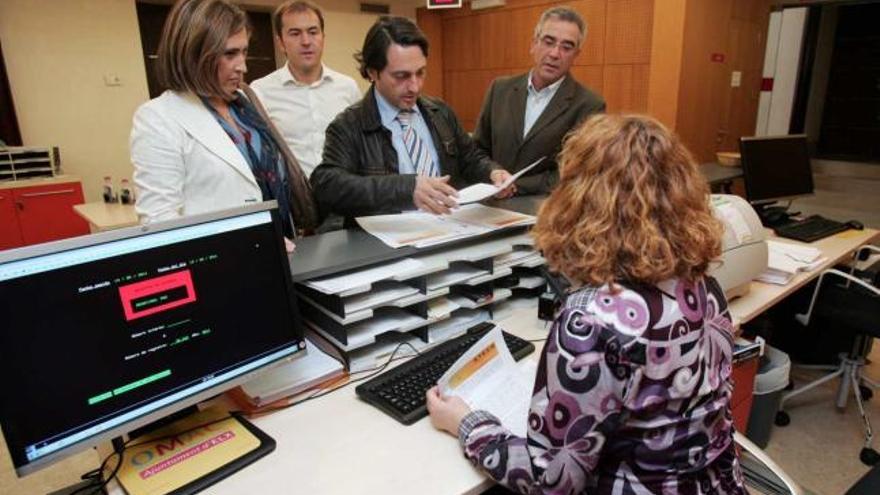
[{"xmin": 311, "ymin": 87, "xmax": 500, "ymax": 220}]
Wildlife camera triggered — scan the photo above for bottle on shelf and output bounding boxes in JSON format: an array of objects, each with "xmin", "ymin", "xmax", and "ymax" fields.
[
  {"xmin": 119, "ymin": 178, "xmax": 133, "ymax": 205},
  {"xmin": 102, "ymin": 176, "xmax": 116, "ymax": 203}
]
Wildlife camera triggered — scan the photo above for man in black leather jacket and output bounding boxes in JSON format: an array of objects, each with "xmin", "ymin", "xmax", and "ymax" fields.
[{"xmin": 311, "ymin": 16, "xmax": 513, "ymax": 224}]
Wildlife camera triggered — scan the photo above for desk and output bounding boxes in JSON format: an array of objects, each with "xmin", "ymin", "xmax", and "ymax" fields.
[
  {"xmin": 11, "ymin": 228, "xmax": 878, "ymax": 495},
  {"xmin": 728, "ymin": 228, "xmax": 879, "ymax": 325},
  {"xmin": 197, "ymin": 229, "xmax": 880, "ymax": 495},
  {"xmin": 73, "ymin": 202, "xmax": 138, "ymax": 232}
]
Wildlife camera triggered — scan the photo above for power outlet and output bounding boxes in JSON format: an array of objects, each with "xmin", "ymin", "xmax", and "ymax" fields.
[
  {"xmin": 731, "ymin": 71, "xmax": 742, "ymax": 88},
  {"xmin": 103, "ymin": 74, "xmax": 122, "ymax": 87}
]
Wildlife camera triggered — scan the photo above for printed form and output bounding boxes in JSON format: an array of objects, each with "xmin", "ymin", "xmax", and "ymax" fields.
[{"xmin": 437, "ymin": 326, "xmax": 536, "ymax": 437}]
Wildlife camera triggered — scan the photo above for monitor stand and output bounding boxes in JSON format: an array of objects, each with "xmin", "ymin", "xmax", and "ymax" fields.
[
  {"xmin": 47, "ymin": 479, "xmax": 107, "ymax": 495},
  {"xmin": 752, "ymin": 201, "xmax": 794, "ymax": 228},
  {"xmin": 46, "ymin": 408, "xmax": 274, "ymax": 495}
]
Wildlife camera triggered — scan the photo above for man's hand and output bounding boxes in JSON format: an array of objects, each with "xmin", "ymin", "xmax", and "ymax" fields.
[
  {"xmin": 490, "ymin": 169, "xmax": 516, "ymax": 199},
  {"xmin": 414, "ymin": 175, "xmax": 458, "ymax": 214},
  {"xmin": 426, "ymin": 386, "xmax": 472, "ymax": 437}
]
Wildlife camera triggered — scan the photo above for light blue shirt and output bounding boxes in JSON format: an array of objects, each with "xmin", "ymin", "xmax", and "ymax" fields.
[
  {"xmin": 523, "ymin": 72, "xmax": 565, "ymax": 138},
  {"xmin": 374, "ymin": 90, "xmax": 440, "ymax": 175}
]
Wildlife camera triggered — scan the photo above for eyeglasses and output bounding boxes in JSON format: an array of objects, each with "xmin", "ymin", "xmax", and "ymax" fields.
[{"xmin": 537, "ymin": 35, "xmax": 578, "ymax": 55}]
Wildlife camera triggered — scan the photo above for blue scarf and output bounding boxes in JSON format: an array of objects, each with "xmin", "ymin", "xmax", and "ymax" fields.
[{"xmin": 203, "ymin": 95, "xmax": 294, "ymax": 237}]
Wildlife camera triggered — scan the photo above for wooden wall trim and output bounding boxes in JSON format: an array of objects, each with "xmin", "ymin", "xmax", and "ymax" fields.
[{"xmin": 647, "ymin": 0, "xmax": 686, "ymax": 128}]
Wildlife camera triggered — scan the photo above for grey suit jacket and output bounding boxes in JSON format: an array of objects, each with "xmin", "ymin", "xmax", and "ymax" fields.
[{"xmin": 474, "ymin": 73, "xmax": 605, "ymax": 194}]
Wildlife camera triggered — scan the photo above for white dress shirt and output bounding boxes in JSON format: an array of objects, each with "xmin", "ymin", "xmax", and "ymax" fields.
[
  {"xmin": 523, "ymin": 72, "xmax": 565, "ymax": 137},
  {"xmin": 251, "ymin": 64, "xmax": 361, "ymax": 178}
]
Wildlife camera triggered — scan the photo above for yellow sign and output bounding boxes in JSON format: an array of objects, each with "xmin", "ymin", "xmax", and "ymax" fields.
[{"xmin": 117, "ymin": 408, "xmax": 259, "ymax": 495}]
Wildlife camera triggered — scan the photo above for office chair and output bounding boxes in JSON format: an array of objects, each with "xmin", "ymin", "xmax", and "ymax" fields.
[
  {"xmin": 736, "ymin": 431, "xmax": 809, "ymax": 494},
  {"xmin": 774, "ymin": 246, "xmax": 880, "ymax": 466}
]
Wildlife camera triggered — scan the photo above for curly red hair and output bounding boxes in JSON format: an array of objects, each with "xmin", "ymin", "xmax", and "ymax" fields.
[{"xmin": 532, "ymin": 114, "xmax": 722, "ymax": 286}]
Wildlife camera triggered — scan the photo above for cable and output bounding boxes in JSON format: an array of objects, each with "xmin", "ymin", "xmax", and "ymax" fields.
[
  {"xmin": 247, "ymin": 341, "xmax": 423, "ymax": 417},
  {"xmin": 71, "ymin": 340, "xmax": 428, "ymax": 489}
]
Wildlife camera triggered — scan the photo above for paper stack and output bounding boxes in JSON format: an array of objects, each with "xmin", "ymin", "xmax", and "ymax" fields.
[
  {"xmin": 356, "ymin": 204, "xmax": 535, "ymax": 249},
  {"xmin": 239, "ymin": 337, "xmax": 345, "ymax": 406},
  {"xmin": 756, "ymin": 240, "xmax": 827, "ymax": 285}
]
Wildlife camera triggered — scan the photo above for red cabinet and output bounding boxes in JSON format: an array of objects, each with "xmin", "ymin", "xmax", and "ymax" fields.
[
  {"xmin": 0, "ymin": 179, "xmax": 90, "ymax": 250},
  {"xmin": 0, "ymin": 190, "xmax": 24, "ymax": 249},
  {"xmin": 731, "ymin": 357, "xmax": 759, "ymax": 433}
]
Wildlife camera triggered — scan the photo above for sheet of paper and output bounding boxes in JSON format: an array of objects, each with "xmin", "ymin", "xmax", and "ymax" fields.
[
  {"xmin": 714, "ymin": 200, "xmax": 754, "ymax": 244},
  {"xmin": 343, "ymin": 281, "xmax": 419, "ymax": 315},
  {"xmin": 456, "ymin": 157, "xmax": 546, "ymax": 205},
  {"xmin": 448, "ymin": 204, "xmax": 535, "ymax": 229},
  {"xmin": 426, "ymin": 264, "xmax": 488, "ymax": 290},
  {"xmin": 437, "ymin": 326, "xmax": 534, "ymax": 437},
  {"xmin": 765, "ymin": 240, "xmax": 827, "ymax": 276},
  {"xmin": 356, "ymin": 211, "xmax": 489, "ymax": 249},
  {"xmin": 305, "ymin": 258, "xmax": 424, "ymax": 294},
  {"xmin": 344, "ymin": 308, "xmax": 425, "ymax": 350}
]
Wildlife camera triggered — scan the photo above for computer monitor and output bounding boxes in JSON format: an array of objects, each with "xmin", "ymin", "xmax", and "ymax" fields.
[
  {"xmin": 739, "ymin": 134, "xmax": 814, "ymax": 203},
  {"xmin": 0, "ymin": 202, "xmax": 305, "ymax": 477}
]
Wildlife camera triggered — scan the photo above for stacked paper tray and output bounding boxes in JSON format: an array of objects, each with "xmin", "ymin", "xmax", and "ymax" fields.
[{"xmin": 296, "ymin": 231, "xmax": 547, "ymax": 371}]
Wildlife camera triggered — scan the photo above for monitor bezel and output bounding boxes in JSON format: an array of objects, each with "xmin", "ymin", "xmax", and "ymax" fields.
[
  {"xmin": 0, "ymin": 201, "xmax": 306, "ymax": 477},
  {"xmin": 739, "ymin": 134, "xmax": 815, "ymax": 204}
]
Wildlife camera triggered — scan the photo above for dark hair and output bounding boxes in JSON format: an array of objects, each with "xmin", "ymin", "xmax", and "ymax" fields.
[
  {"xmin": 156, "ymin": 0, "xmax": 250, "ymax": 99},
  {"xmin": 355, "ymin": 16, "xmax": 428, "ymax": 80},
  {"xmin": 272, "ymin": 0, "xmax": 324, "ymax": 37}
]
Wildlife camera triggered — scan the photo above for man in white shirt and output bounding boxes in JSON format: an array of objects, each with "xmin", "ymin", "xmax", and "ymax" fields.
[{"xmin": 251, "ymin": 0, "xmax": 361, "ymax": 178}]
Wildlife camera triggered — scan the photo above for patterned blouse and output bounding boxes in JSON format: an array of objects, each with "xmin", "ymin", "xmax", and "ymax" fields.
[{"xmin": 458, "ymin": 277, "xmax": 747, "ymax": 494}]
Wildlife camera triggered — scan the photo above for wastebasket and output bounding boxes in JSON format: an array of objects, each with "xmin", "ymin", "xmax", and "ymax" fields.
[{"xmin": 745, "ymin": 344, "xmax": 791, "ymax": 448}]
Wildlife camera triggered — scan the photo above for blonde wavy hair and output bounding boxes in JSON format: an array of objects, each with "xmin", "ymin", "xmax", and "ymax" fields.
[{"xmin": 532, "ymin": 114, "xmax": 722, "ymax": 287}]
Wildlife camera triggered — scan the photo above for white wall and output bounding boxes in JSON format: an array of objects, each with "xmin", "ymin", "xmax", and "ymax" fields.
[
  {"xmin": 0, "ymin": 0, "xmax": 419, "ymax": 202},
  {"xmin": 0, "ymin": 0, "xmax": 150, "ymax": 202}
]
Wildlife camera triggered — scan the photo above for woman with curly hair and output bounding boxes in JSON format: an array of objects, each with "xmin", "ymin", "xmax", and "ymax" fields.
[{"xmin": 427, "ymin": 114, "xmax": 746, "ymax": 494}]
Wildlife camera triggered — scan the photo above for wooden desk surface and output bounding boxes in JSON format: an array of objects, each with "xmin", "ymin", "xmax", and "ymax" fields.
[
  {"xmin": 728, "ymin": 227, "xmax": 879, "ymax": 324},
  {"xmin": 73, "ymin": 202, "xmax": 138, "ymax": 231},
  {"xmin": 8, "ymin": 227, "xmax": 877, "ymax": 495}
]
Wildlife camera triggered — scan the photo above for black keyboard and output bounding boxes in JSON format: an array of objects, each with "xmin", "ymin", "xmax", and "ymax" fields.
[
  {"xmin": 355, "ymin": 321, "xmax": 535, "ymax": 425},
  {"xmin": 774, "ymin": 215, "xmax": 849, "ymax": 243}
]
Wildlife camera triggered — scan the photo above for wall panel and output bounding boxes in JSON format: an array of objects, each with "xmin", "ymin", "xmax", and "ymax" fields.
[
  {"xmin": 420, "ymin": 0, "xmax": 650, "ymax": 131},
  {"xmin": 605, "ymin": 0, "xmax": 653, "ymax": 64},
  {"xmin": 603, "ymin": 64, "xmax": 649, "ymax": 113}
]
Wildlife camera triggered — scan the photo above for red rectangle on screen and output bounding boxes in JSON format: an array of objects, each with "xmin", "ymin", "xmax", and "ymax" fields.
[{"xmin": 119, "ymin": 270, "xmax": 197, "ymax": 321}]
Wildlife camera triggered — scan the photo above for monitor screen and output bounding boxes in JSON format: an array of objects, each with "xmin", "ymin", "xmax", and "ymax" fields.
[
  {"xmin": 739, "ymin": 134, "xmax": 814, "ymax": 202},
  {"xmin": 0, "ymin": 203, "xmax": 305, "ymax": 476}
]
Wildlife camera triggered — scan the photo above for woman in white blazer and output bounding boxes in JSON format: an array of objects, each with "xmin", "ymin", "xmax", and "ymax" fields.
[{"xmin": 130, "ymin": 0, "xmax": 318, "ymax": 238}]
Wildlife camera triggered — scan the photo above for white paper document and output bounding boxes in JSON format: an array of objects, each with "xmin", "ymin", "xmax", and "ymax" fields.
[
  {"xmin": 356, "ymin": 204, "xmax": 536, "ymax": 249},
  {"xmin": 457, "ymin": 157, "xmax": 546, "ymax": 204},
  {"xmin": 304, "ymin": 258, "xmax": 424, "ymax": 294},
  {"xmin": 756, "ymin": 240, "xmax": 827, "ymax": 285},
  {"xmin": 437, "ymin": 326, "xmax": 535, "ymax": 437},
  {"xmin": 240, "ymin": 338, "xmax": 344, "ymax": 405}
]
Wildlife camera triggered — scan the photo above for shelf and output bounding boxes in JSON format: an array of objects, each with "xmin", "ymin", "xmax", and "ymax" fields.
[
  {"xmin": 297, "ymin": 230, "xmax": 543, "ymax": 370},
  {"xmin": 0, "ymin": 146, "xmax": 59, "ymax": 182}
]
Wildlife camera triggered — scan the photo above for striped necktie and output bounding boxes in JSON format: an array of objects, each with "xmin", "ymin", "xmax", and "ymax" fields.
[{"xmin": 397, "ymin": 110, "xmax": 437, "ymax": 176}]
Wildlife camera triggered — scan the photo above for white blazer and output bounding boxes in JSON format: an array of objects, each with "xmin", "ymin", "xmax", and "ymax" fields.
[{"xmin": 130, "ymin": 90, "xmax": 262, "ymax": 223}]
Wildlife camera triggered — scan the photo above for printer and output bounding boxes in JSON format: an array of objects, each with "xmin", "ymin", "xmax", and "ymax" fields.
[{"xmin": 709, "ymin": 194, "xmax": 768, "ymax": 299}]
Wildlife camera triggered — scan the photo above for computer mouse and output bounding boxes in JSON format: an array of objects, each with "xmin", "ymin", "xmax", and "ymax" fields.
[{"xmin": 846, "ymin": 219, "xmax": 865, "ymax": 230}]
